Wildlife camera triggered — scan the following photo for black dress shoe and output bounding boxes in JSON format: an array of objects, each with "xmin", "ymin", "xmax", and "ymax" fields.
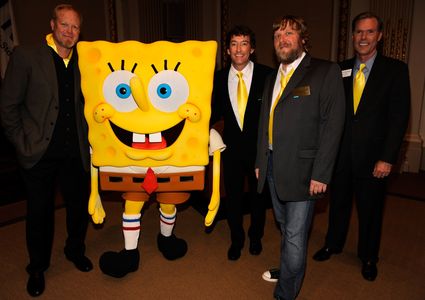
[
  {"xmin": 361, "ymin": 261, "xmax": 377, "ymax": 281},
  {"xmin": 27, "ymin": 272, "xmax": 45, "ymax": 297},
  {"xmin": 227, "ymin": 245, "xmax": 241, "ymax": 260},
  {"xmin": 66, "ymin": 255, "xmax": 93, "ymax": 272},
  {"xmin": 249, "ymin": 240, "xmax": 262, "ymax": 255},
  {"xmin": 312, "ymin": 246, "xmax": 341, "ymax": 261}
]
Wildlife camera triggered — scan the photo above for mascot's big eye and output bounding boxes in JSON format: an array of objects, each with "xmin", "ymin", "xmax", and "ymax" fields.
[
  {"xmin": 103, "ymin": 70, "xmax": 138, "ymax": 112},
  {"xmin": 148, "ymin": 70, "xmax": 189, "ymax": 112}
]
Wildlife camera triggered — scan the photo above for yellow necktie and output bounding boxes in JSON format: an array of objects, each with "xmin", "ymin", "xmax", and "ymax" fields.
[
  {"xmin": 353, "ymin": 63, "xmax": 366, "ymax": 114},
  {"xmin": 269, "ymin": 68, "xmax": 294, "ymax": 145},
  {"xmin": 237, "ymin": 71, "xmax": 248, "ymax": 129}
]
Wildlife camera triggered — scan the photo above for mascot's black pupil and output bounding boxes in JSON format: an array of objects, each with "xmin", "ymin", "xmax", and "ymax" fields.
[
  {"xmin": 159, "ymin": 87, "xmax": 168, "ymax": 95},
  {"xmin": 119, "ymin": 87, "xmax": 127, "ymax": 95}
]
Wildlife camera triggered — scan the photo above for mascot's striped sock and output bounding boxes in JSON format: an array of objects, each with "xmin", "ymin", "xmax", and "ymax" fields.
[
  {"xmin": 159, "ymin": 207, "xmax": 176, "ymax": 237},
  {"xmin": 123, "ymin": 213, "xmax": 141, "ymax": 250}
]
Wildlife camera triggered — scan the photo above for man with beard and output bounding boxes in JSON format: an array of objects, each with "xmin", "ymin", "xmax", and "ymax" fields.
[
  {"xmin": 0, "ymin": 4, "xmax": 92, "ymax": 297},
  {"xmin": 255, "ymin": 16, "xmax": 345, "ymax": 299}
]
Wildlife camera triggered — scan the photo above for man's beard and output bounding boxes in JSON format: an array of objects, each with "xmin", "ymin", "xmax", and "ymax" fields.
[{"xmin": 276, "ymin": 47, "xmax": 302, "ymax": 65}]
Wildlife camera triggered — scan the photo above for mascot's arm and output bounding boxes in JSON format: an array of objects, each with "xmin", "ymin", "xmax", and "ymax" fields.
[
  {"xmin": 88, "ymin": 159, "xmax": 106, "ymax": 224},
  {"xmin": 205, "ymin": 129, "xmax": 226, "ymax": 226}
]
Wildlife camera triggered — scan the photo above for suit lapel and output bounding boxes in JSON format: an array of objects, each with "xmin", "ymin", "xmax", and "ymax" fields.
[
  {"xmin": 341, "ymin": 59, "xmax": 355, "ymax": 116},
  {"xmin": 279, "ymin": 54, "xmax": 311, "ymax": 103},
  {"xmin": 37, "ymin": 45, "xmax": 58, "ymax": 102},
  {"xmin": 356, "ymin": 54, "xmax": 383, "ymax": 115}
]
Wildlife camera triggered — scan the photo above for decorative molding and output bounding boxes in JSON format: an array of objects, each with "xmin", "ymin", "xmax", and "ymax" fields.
[
  {"xmin": 336, "ymin": 0, "xmax": 350, "ymax": 62},
  {"xmin": 107, "ymin": 0, "xmax": 117, "ymax": 42},
  {"xmin": 371, "ymin": 0, "xmax": 414, "ymax": 62},
  {"xmin": 220, "ymin": 0, "xmax": 229, "ymax": 68}
]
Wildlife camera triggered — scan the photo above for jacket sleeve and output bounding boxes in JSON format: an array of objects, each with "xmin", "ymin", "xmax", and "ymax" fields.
[
  {"xmin": 0, "ymin": 47, "xmax": 29, "ymax": 154},
  {"xmin": 311, "ymin": 63, "xmax": 346, "ymax": 183},
  {"xmin": 380, "ymin": 61, "xmax": 410, "ymax": 164}
]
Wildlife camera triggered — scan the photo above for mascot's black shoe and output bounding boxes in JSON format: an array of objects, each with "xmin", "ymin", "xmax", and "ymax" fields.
[
  {"xmin": 157, "ymin": 234, "xmax": 188, "ymax": 260},
  {"xmin": 99, "ymin": 249, "xmax": 139, "ymax": 278}
]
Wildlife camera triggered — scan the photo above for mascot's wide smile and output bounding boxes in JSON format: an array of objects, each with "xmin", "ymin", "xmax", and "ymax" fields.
[{"xmin": 109, "ymin": 119, "xmax": 186, "ymax": 150}]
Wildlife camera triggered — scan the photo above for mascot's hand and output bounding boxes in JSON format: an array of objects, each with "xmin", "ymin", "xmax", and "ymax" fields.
[
  {"xmin": 88, "ymin": 192, "xmax": 106, "ymax": 224},
  {"xmin": 88, "ymin": 162, "xmax": 105, "ymax": 224},
  {"xmin": 204, "ymin": 142, "xmax": 223, "ymax": 227},
  {"xmin": 205, "ymin": 190, "xmax": 219, "ymax": 226}
]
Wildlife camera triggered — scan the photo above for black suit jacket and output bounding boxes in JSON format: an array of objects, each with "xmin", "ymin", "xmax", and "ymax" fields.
[
  {"xmin": 211, "ymin": 63, "xmax": 273, "ymax": 162},
  {"xmin": 256, "ymin": 54, "xmax": 345, "ymax": 202},
  {"xmin": 336, "ymin": 54, "xmax": 410, "ymax": 177},
  {"xmin": 0, "ymin": 44, "xmax": 90, "ymax": 170}
]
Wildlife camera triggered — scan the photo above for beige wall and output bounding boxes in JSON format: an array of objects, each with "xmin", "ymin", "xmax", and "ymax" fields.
[
  {"xmin": 227, "ymin": 0, "xmax": 335, "ymax": 68},
  {"xmin": 11, "ymin": 0, "xmax": 107, "ymax": 44}
]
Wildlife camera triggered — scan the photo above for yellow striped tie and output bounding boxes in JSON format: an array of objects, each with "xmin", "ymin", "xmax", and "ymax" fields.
[
  {"xmin": 269, "ymin": 68, "xmax": 294, "ymax": 145},
  {"xmin": 353, "ymin": 63, "xmax": 366, "ymax": 114},
  {"xmin": 237, "ymin": 71, "xmax": 248, "ymax": 129}
]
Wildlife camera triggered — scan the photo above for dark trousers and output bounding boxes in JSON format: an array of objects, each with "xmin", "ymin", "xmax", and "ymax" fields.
[
  {"xmin": 326, "ymin": 166, "xmax": 386, "ymax": 263},
  {"xmin": 20, "ymin": 155, "xmax": 89, "ymax": 274},
  {"xmin": 223, "ymin": 155, "xmax": 266, "ymax": 248}
]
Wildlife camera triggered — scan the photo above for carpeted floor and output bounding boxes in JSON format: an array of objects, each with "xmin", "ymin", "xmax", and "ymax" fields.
[{"xmin": 0, "ymin": 172, "xmax": 424, "ymax": 299}]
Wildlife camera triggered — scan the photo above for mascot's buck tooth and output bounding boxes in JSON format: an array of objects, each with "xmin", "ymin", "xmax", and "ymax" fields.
[{"xmin": 77, "ymin": 40, "xmax": 225, "ymax": 278}]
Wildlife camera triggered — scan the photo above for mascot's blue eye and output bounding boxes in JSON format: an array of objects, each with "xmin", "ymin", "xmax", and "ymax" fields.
[
  {"xmin": 148, "ymin": 70, "xmax": 189, "ymax": 112},
  {"xmin": 157, "ymin": 83, "xmax": 172, "ymax": 99},
  {"xmin": 116, "ymin": 83, "xmax": 131, "ymax": 99}
]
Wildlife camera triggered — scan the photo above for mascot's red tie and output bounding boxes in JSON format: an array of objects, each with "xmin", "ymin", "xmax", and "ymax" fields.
[{"xmin": 141, "ymin": 167, "xmax": 158, "ymax": 194}]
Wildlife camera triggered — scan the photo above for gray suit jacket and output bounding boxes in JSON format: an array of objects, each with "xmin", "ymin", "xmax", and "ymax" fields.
[
  {"xmin": 256, "ymin": 54, "xmax": 345, "ymax": 202},
  {"xmin": 0, "ymin": 44, "xmax": 89, "ymax": 170}
]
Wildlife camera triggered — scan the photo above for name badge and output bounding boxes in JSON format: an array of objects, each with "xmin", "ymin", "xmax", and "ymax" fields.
[
  {"xmin": 342, "ymin": 69, "xmax": 352, "ymax": 77},
  {"xmin": 292, "ymin": 86, "xmax": 311, "ymax": 97}
]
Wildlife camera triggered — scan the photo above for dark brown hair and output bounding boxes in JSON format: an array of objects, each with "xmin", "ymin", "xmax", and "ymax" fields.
[{"xmin": 272, "ymin": 15, "xmax": 310, "ymax": 51}]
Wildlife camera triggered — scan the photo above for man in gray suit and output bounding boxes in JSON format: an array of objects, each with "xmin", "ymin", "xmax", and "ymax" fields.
[
  {"xmin": 0, "ymin": 4, "xmax": 92, "ymax": 297},
  {"xmin": 255, "ymin": 16, "xmax": 345, "ymax": 299}
]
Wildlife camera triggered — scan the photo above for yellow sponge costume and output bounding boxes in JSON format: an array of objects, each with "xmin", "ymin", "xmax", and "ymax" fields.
[{"xmin": 78, "ymin": 40, "xmax": 224, "ymax": 277}]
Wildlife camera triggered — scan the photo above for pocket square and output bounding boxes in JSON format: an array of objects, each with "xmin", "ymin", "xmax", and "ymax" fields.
[{"xmin": 292, "ymin": 86, "xmax": 310, "ymax": 97}]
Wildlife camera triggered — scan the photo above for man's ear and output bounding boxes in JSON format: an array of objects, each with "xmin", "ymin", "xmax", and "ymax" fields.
[
  {"xmin": 250, "ymin": 49, "xmax": 255, "ymax": 54},
  {"xmin": 377, "ymin": 32, "xmax": 383, "ymax": 42},
  {"xmin": 226, "ymin": 48, "xmax": 230, "ymax": 56},
  {"xmin": 50, "ymin": 20, "xmax": 55, "ymax": 31}
]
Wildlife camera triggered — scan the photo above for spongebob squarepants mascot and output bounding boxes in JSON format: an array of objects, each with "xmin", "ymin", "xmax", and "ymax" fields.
[{"xmin": 77, "ymin": 40, "xmax": 224, "ymax": 278}]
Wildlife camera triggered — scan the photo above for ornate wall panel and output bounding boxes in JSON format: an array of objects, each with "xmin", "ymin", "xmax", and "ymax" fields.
[{"xmin": 371, "ymin": 0, "xmax": 413, "ymax": 62}]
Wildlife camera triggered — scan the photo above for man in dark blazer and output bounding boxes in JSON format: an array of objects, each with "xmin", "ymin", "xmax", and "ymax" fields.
[
  {"xmin": 313, "ymin": 12, "xmax": 410, "ymax": 281},
  {"xmin": 255, "ymin": 16, "xmax": 345, "ymax": 299},
  {"xmin": 211, "ymin": 25, "xmax": 273, "ymax": 261},
  {"xmin": 0, "ymin": 5, "xmax": 92, "ymax": 297}
]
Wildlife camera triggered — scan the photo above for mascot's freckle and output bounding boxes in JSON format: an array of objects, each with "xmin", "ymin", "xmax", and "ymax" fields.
[{"xmin": 77, "ymin": 40, "xmax": 225, "ymax": 278}]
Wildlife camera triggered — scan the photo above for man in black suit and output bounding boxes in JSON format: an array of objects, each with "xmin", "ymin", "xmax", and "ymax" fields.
[
  {"xmin": 313, "ymin": 12, "xmax": 411, "ymax": 281},
  {"xmin": 211, "ymin": 25, "xmax": 273, "ymax": 260},
  {"xmin": 256, "ymin": 16, "xmax": 345, "ymax": 299},
  {"xmin": 0, "ymin": 4, "xmax": 92, "ymax": 297}
]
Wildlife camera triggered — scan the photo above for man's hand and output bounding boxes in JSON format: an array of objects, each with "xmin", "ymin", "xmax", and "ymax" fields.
[
  {"xmin": 373, "ymin": 160, "xmax": 392, "ymax": 178},
  {"xmin": 255, "ymin": 168, "xmax": 259, "ymax": 179},
  {"xmin": 309, "ymin": 180, "xmax": 327, "ymax": 196}
]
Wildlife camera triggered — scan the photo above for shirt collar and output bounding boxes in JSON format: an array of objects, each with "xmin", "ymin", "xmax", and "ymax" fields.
[
  {"xmin": 279, "ymin": 51, "xmax": 306, "ymax": 75},
  {"xmin": 46, "ymin": 33, "xmax": 73, "ymax": 67},
  {"xmin": 355, "ymin": 52, "xmax": 377, "ymax": 72},
  {"xmin": 230, "ymin": 60, "xmax": 253, "ymax": 78}
]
